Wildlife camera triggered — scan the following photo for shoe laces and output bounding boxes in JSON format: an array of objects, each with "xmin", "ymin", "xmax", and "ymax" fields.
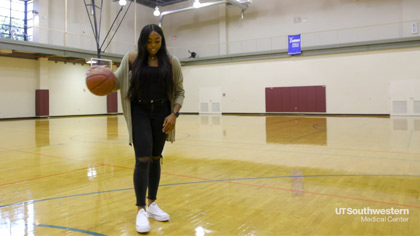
[
  {"xmin": 138, "ymin": 209, "xmax": 148, "ymax": 218},
  {"xmin": 149, "ymin": 202, "xmax": 165, "ymax": 214}
]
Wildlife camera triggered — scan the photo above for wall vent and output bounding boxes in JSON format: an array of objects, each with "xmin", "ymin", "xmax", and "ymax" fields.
[
  {"xmin": 414, "ymin": 101, "xmax": 420, "ymax": 114},
  {"xmin": 212, "ymin": 103, "xmax": 221, "ymax": 113},
  {"xmin": 200, "ymin": 103, "xmax": 209, "ymax": 113},
  {"xmin": 392, "ymin": 101, "xmax": 407, "ymax": 114}
]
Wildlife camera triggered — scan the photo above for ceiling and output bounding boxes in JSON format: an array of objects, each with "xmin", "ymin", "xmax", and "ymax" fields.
[{"xmin": 135, "ymin": 0, "xmax": 189, "ymax": 8}]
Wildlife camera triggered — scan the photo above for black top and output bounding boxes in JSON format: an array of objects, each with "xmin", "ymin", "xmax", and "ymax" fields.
[{"xmin": 137, "ymin": 65, "xmax": 166, "ymax": 100}]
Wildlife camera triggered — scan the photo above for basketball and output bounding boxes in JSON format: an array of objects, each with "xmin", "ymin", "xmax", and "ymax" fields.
[{"xmin": 86, "ymin": 66, "xmax": 116, "ymax": 96}]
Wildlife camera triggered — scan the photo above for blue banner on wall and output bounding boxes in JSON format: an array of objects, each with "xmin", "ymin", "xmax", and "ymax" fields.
[{"xmin": 288, "ymin": 34, "xmax": 301, "ymax": 55}]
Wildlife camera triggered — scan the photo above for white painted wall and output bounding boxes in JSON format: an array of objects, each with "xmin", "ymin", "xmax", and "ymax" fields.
[
  {"xmin": 0, "ymin": 57, "xmax": 37, "ymax": 118},
  {"xmin": 389, "ymin": 79, "xmax": 420, "ymax": 115},
  {"xmin": 181, "ymin": 47, "xmax": 420, "ymax": 114},
  {"xmin": 0, "ymin": 56, "xmax": 126, "ymax": 119},
  {"xmin": 1, "ymin": 45, "xmax": 419, "ymax": 119},
  {"xmin": 162, "ymin": 0, "xmax": 420, "ymax": 58},
  {"xmin": 2, "ymin": 0, "xmax": 420, "ymax": 118},
  {"xmin": 48, "ymin": 61, "xmax": 108, "ymax": 116},
  {"xmin": 2, "ymin": 46, "xmax": 420, "ymax": 118},
  {"xmin": 33, "ymin": 0, "xmax": 157, "ymax": 54},
  {"xmin": 29, "ymin": 0, "xmax": 420, "ymax": 58}
]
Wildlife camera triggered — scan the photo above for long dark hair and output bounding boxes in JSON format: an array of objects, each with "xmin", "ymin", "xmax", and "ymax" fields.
[{"xmin": 128, "ymin": 24, "xmax": 172, "ymax": 100}]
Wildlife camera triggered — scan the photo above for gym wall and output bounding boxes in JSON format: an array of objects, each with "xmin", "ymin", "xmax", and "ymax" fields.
[
  {"xmin": 33, "ymin": 0, "xmax": 156, "ymax": 53},
  {"xmin": 31, "ymin": 0, "xmax": 420, "ymax": 58},
  {"xmin": 1, "ymin": 0, "xmax": 420, "ymax": 118},
  {"xmin": 3, "ymin": 46, "xmax": 418, "ymax": 119},
  {"xmin": 163, "ymin": 0, "xmax": 420, "ymax": 58},
  {"xmin": 180, "ymin": 47, "xmax": 420, "ymax": 115},
  {"xmin": 0, "ymin": 57, "xmax": 37, "ymax": 118},
  {"xmin": 0, "ymin": 57, "xmax": 115, "ymax": 118}
]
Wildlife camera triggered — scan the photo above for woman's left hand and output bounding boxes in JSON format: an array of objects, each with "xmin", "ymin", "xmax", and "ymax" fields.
[{"xmin": 162, "ymin": 113, "xmax": 177, "ymax": 134}]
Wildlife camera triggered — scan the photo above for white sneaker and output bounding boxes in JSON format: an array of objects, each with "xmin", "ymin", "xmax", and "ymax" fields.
[
  {"xmin": 136, "ymin": 209, "xmax": 150, "ymax": 233},
  {"xmin": 147, "ymin": 202, "xmax": 170, "ymax": 221}
]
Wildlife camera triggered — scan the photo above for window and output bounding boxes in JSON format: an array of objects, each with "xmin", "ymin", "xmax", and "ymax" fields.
[{"xmin": 0, "ymin": 0, "xmax": 33, "ymax": 41}]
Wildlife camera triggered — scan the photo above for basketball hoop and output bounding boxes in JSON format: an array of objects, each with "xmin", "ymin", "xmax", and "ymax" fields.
[
  {"xmin": 83, "ymin": 0, "xmax": 132, "ymax": 58},
  {"xmin": 87, "ymin": 58, "xmax": 113, "ymax": 69}
]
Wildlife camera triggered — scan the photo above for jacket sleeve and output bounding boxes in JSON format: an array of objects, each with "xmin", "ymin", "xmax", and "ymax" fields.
[
  {"xmin": 172, "ymin": 56, "xmax": 185, "ymax": 106},
  {"xmin": 113, "ymin": 52, "xmax": 130, "ymax": 92}
]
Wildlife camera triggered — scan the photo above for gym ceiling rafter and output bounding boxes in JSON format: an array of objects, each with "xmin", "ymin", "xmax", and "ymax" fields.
[{"xmin": 84, "ymin": 0, "xmax": 133, "ymax": 58}]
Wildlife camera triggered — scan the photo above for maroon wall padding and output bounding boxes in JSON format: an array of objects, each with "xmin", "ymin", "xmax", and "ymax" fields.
[
  {"xmin": 265, "ymin": 86, "xmax": 326, "ymax": 112},
  {"xmin": 107, "ymin": 92, "xmax": 118, "ymax": 113},
  {"xmin": 36, "ymin": 89, "xmax": 49, "ymax": 116}
]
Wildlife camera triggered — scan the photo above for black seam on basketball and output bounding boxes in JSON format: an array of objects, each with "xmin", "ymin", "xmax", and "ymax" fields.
[
  {"xmin": 91, "ymin": 76, "xmax": 109, "ymax": 90},
  {"xmin": 87, "ymin": 73, "xmax": 115, "ymax": 92}
]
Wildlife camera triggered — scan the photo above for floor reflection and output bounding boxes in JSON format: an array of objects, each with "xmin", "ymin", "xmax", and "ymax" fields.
[
  {"xmin": 290, "ymin": 169, "xmax": 305, "ymax": 197},
  {"xmin": 35, "ymin": 119, "xmax": 50, "ymax": 147},
  {"xmin": 195, "ymin": 226, "xmax": 212, "ymax": 236},
  {"xmin": 392, "ymin": 117, "xmax": 420, "ymax": 131},
  {"xmin": 107, "ymin": 116, "xmax": 119, "ymax": 140},
  {"xmin": 265, "ymin": 116, "xmax": 327, "ymax": 145},
  {"xmin": 87, "ymin": 164, "xmax": 97, "ymax": 180},
  {"xmin": 0, "ymin": 115, "xmax": 419, "ymax": 235},
  {"xmin": 0, "ymin": 201, "xmax": 35, "ymax": 236}
]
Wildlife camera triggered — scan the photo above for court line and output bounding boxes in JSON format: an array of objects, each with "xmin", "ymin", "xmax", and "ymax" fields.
[
  {"xmin": 161, "ymin": 173, "xmax": 420, "ymax": 209},
  {"xmin": 0, "ymin": 187, "xmax": 133, "ymax": 208},
  {"xmin": 407, "ymin": 130, "xmax": 414, "ymax": 149},
  {"xmin": 1, "ymin": 174, "xmax": 419, "ymax": 210},
  {"xmin": 2, "ymin": 135, "xmax": 420, "ymax": 164},
  {"xmin": 0, "ymin": 147, "xmax": 132, "ymax": 187},
  {"xmin": 224, "ymin": 180, "xmax": 420, "ymax": 209},
  {"xmin": 0, "ymin": 147, "xmax": 132, "ymax": 170},
  {"xmin": 0, "ymin": 143, "xmax": 68, "ymax": 153},
  {"xmin": 172, "ymin": 140, "xmax": 420, "ymax": 162},
  {"xmin": 312, "ymin": 123, "xmax": 325, "ymax": 131},
  {"xmin": 280, "ymin": 122, "xmax": 326, "ymax": 143},
  {"xmin": 0, "ymin": 187, "xmax": 133, "ymax": 209},
  {"xmin": 36, "ymin": 224, "xmax": 106, "ymax": 236},
  {"xmin": 0, "ymin": 148, "xmax": 419, "ymax": 209},
  {"xmin": 287, "ymin": 128, "xmax": 324, "ymax": 143},
  {"xmin": 0, "ymin": 167, "xmax": 89, "ymax": 187},
  {"xmin": 175, "ymin": 128, "xmax": 420, "ymax": 160}
]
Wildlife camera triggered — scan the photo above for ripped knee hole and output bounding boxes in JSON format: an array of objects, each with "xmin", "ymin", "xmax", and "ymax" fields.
[{"xmin": 137, "ymin": 157, "xmax": 151, "ymax": 162}]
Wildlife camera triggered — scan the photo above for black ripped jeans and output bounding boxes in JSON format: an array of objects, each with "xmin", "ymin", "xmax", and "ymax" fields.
[{"xmin": 131, "ymin": 98, "xmax": 170, "ymax": 207}]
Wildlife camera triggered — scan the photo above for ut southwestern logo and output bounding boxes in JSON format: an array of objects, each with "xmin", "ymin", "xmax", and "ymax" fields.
[
  {"xmin": 335, "ymin": 207, "xmax": 409, "ymax": 215},
  {"xmin": 289, "ymin": 36, "xmax": 301, "ymax": 44},
  {"xmin": 288, "ymin": 34, "xmax": 301, "ymax": 55}
]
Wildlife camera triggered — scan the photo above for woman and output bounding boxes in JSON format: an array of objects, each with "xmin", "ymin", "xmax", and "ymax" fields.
[{"xmin": 113, "ymin": 24, "xmax": 185, "ymax": 233}]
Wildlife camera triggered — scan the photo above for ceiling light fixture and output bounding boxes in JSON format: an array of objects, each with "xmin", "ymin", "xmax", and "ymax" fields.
[
  {"xmin": 154, "ymin": 6, "xmax": 161, "ymax": 16},
  {"xmin": 193, "ymin": 0, "xmax": 201, "ymax": 8},
  {"xmin": 119, "ymin": 0, "xmax": 127, "ymax": 6},
  {"xmin": 158, "ymin": 0, "xmax": 252, "ymax": 26}
]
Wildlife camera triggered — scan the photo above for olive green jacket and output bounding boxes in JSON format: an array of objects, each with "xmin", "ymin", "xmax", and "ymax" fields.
[{"xmin": 113, "ymin": 52, "xmax": 185, "ymax": 144}]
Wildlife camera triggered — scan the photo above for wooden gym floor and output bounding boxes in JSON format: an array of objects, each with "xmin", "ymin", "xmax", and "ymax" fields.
[{"xmin": 0, "ymin": 114, "xmax": 419, "ymax": 236}]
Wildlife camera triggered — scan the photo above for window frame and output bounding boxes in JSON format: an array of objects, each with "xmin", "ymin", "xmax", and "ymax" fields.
[{"xmin": 0, "ymin": 0, "xmax": 33, "ymax": 41}]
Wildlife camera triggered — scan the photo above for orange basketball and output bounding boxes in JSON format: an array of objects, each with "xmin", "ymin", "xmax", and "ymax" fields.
[{"xmin": 86, "ymin": 66, "xmax": 116, "ymax": 96}]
